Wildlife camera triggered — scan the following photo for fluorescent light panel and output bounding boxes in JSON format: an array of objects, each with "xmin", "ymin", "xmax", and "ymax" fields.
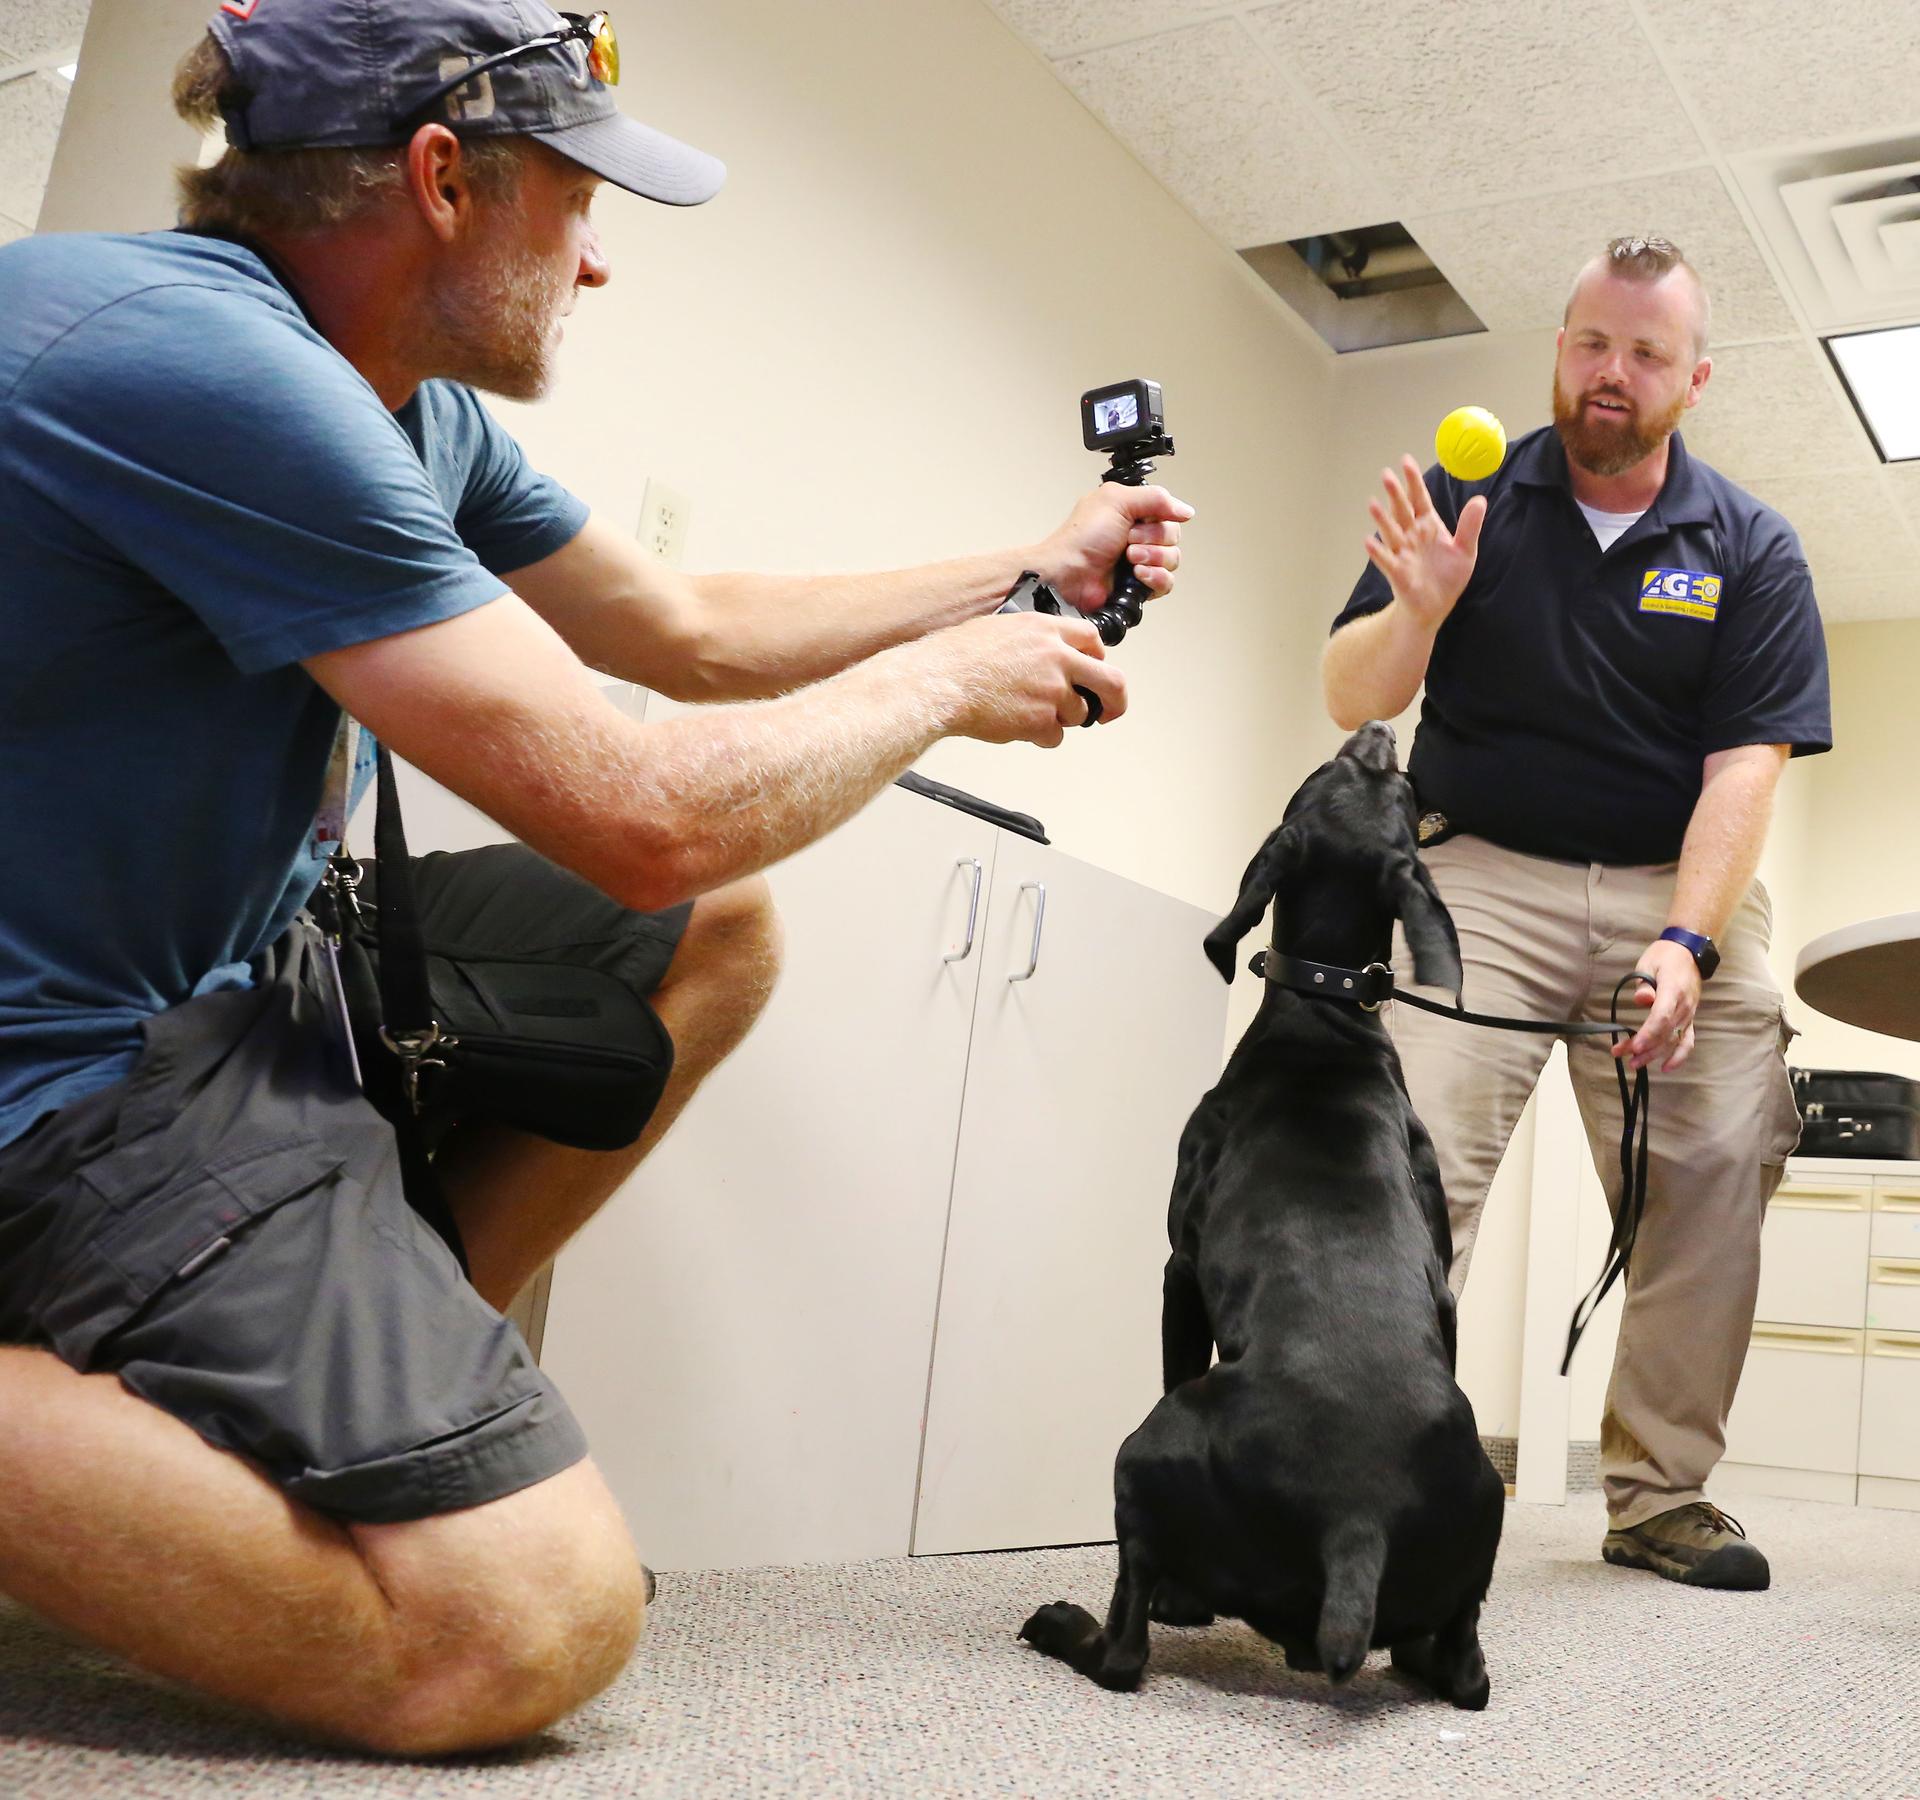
[{"xmin": 1826, "ymin": 324, "xmax": 1920, "ymax": 462}]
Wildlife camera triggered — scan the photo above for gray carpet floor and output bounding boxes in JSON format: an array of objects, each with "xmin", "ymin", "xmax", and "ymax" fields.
[{"xmin": 3, "ymin": 1493, "xmax": 1917, "ymax": 1798}]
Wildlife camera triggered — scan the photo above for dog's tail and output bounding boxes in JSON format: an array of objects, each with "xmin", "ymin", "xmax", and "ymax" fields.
[{"xmin": 1316, "ymin": 1519, "xmax": 1388, "ymax": 1684}]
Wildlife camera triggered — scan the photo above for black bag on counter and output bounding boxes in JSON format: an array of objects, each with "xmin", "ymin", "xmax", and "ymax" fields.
[{"xmin": 1789, "ymin": 1068, "xmax": 1920, "ymax": 1159}]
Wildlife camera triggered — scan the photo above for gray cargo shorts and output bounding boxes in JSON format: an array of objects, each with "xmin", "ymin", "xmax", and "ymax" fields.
[{"xmin": 0, "ymin": 849, "xmax": 689, "ymax": 1524}]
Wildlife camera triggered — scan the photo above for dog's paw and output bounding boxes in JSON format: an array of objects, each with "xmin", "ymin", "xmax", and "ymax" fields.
[
  {"xmin": 1019, "ymin": 1601, "xmax": 1099, "ymax": 1657},
  {"xmin": 1148, "ymin": 1579, "xmax": 1215, "ymax": 1628}
]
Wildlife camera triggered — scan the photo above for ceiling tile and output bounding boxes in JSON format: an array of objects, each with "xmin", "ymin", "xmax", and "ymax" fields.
[
  {"xmin": 1741, "ymin": 470, "xmax": 1915, "ymax": 588},
  {"xmin": 991, "ymin": 0, "xmax": 1225, "ymax": 59},
  {"xmin": 0, "ymin": 0, "xmax": 89, "ymax": 63},
  {"xmin": 1672, "ymin": 339, "xmax": 1877, "ymax": 482},
  {"xmin": 1245, "ymin": 0, "xmax": 1706, "ymax": 214},
  {"xmin": 1637, "ymin": 0, "xmax": 1920, "ymax": 154},
  {"xmin": 0, "ymin": 208, "xmax": 28, "ymax": 245},
  {"xmin": 0, "ymin": 71, "xmax": 67, "ymax": 228},
  {"xmin": 1814, "ymin": 575, "xmax": 1920, "ymax": 625},
  {"xmin": 1056, "ymin": 19, "xmax": 1390, "ymax": 247},
  {"xmin": 1407, "ymin": 168, "xmax": 1797, "ymax": 346},
  {"xmin": 1884, "ymin": 461, "xmax": 1920, "ymax": 539}
]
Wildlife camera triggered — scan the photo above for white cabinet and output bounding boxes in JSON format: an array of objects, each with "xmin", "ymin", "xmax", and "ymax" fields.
[
  {"xmin": 1753, "ymin": 1180, "xmax": 1871, "ymax": 1328},
  {"xmin": 539, "ymin": 782, "xmax": 1227, "ymax": 1570},
  {"xmin": 1858, "ymin": 1332, "xmax": 1920, "ymax": 1483},
  {"xmin": 1718, "ymin": 1159, "xmax": 1920, "ymax": 1510},
  {"xmin": 910, "ymin": 835, "xmax": 1230, "ymax": 1555},
  {"xmin": 1723, "ymin": 1325, "xmax": 1865, "ymax": 1474}
]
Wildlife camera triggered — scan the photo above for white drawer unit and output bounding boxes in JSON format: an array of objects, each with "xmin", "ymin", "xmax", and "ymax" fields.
[
  {"xmin": 1871, "ymin": 1184, "xmax": 1920, "ymax": 1260},
  {"xmin": 1756, "ymin": 1182, "xmax": 1872, "ymax": 1327},
  {"xmin": 1857, "ymin": 1331, "xmax": 1920, "ymax": 1483},
  {"xmin": 1866, "ymin": 1260, "xmax": 1920, "ymax": 1333},
  {"xmin": 1723, "ymin": 1324, "xmax": 1865, "ymax": 1475}
]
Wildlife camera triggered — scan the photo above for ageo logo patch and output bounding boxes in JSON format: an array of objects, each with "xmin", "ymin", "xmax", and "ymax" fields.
[
  {"xmin": 1639, "ymin": 567, "xmax": 1723, "ymax": 622},
  {"xmin": 219, "ymin": 0, "xmax": 262, "ymax": 19}
]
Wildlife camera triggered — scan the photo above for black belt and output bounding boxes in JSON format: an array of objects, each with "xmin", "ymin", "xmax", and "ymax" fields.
[{"xmin": 1252, "ymin": 948, "xmax": 1652, "ymax": 1375}]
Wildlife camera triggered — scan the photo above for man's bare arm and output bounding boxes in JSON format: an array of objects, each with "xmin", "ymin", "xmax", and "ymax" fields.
[
  {"xmin": 505, "ymin": 483, "xmax": 1192, "ymax": 704},
  {"xmin": 303, "ymin": 593, "xmax": 1123, "ymax": 912}
]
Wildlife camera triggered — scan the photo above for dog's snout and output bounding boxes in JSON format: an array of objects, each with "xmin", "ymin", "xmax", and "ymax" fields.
[{"xmin": 1345, "ymin": 720, "xmax": 1398, "ymax": 772}]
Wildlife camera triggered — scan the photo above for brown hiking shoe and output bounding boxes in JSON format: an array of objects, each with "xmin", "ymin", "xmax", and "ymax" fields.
[{"xmin": 1601, "ymin": 1502, "xmax": 1771, "ymax": 1591}]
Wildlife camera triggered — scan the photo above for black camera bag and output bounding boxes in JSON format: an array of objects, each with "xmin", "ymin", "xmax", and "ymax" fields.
[
  {"xmin": 330, "ymin": 749, "xmax": 674, "ymax": 1156},
  {"xmin": 1789, "ymin": 1067, "xmax": 1920, "ymax": 1160}
]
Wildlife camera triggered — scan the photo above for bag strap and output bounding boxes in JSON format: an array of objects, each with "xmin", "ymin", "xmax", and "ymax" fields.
[{"xmin": 374, "ymin": 745, "xmax": 438, "ymax": 1041}]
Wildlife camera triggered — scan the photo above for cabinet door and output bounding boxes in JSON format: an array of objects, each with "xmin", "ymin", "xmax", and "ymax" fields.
[
  {"xmin": 1756, "ymin": 1181, "xmax": 1872, "ymax": 1328},
  {"xmin": 1723, "ymin": 1325, "xmax": 1865, "ymax": 1474},
  {"xmin": 542, "ymin": 784, "xmax": 999, "ymax": 1569},
  {"xmin": 912, "ymin": 839, "xmax": 1228, "ymax": 1555},
  {"xmin": 1859, "ymin": 1332, "xmax": 1920, "ymax": 1481}
]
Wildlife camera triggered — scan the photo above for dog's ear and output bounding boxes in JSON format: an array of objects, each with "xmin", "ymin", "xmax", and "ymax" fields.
[
  {"xmin": 1203, "ymin": 823, "xmax": 1302, "ymax": 982},
  {"xmin": 1391, "ymin": 854, "xmax": 1462, "ymax": 1000}
]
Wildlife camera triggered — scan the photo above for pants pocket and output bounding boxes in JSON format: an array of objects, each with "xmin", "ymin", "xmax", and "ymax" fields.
[{"xmin": 1764, "ymin": 1003, "xmax": 1803, "ymax": 1167}]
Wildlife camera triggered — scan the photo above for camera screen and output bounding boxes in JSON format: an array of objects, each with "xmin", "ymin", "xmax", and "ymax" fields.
[{"xmin": 1094, "ymin": 394, "xmax": 1140, "ymax": 435}]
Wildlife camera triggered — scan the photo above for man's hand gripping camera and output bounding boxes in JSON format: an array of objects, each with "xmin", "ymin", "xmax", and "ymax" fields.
[{"xmin": 998, "ymin": 378, "xmax": 1176, "ymax": 726}]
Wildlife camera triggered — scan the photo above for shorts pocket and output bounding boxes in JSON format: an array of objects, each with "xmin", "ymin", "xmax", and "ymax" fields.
[{"xmin": 44, "ymin": 1132, "xmax": 344, "ymax": 1369}]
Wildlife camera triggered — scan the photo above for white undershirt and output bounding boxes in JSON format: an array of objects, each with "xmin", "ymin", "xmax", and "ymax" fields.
[{"xmin": 1576, "ymin": 500, "xmax": 1647, "ymax": 552}]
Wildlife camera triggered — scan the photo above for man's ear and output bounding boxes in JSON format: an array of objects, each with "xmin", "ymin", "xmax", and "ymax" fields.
[
  {"xmin": 1203, "ymin": 823, "xmax": 1301, "ymax": 982},
  {"xmin": 1393, "ymin": 854, "xmax": 1462, "ymax": 999}
]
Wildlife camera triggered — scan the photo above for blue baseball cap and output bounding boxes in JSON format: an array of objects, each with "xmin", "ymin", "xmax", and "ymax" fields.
[{"xmin": 207, "ymin": 0, "xmax": 725, "ymax": 206}]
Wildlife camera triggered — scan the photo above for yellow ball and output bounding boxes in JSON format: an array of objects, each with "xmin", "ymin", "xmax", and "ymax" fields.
[{"xmin": 1434, "ymin": 405, "xmax": 1507, "ymax": 482}]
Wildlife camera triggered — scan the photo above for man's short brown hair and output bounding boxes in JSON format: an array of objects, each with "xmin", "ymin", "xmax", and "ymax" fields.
[
  {"xmin": 1565, "ymin": 234, "xmax": 1711, "ymax": 358},
  {"xmin": 172, "ymin": 34, "xmax": 528, "ymax": 237}
]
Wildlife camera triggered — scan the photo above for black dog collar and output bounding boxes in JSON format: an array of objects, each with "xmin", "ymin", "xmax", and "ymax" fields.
[{"xmin": 1252, "ymin": 949, "xmax": 1395, "ymax": 1011}]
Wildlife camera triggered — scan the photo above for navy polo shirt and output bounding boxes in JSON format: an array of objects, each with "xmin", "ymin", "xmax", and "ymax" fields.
[{"xmin": 1332, "ymin": 425, "xmax": 1831, "ymax": 866}]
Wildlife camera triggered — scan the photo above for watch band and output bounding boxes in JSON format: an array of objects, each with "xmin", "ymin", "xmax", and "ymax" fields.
[{"xmin": 1659, "ymin": 925, "xmax": 1719, "ymax": 978}]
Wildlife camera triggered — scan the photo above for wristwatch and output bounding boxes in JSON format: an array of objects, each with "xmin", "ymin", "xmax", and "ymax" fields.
[{"xmin": 1659, "ymin": 925, "xmax": 1720, "ymax": 981}]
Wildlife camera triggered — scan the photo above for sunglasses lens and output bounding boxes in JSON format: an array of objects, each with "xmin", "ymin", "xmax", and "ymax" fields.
[{"xmin": 588, "ymin": 17, "xmax": 619, "ymax": 84}]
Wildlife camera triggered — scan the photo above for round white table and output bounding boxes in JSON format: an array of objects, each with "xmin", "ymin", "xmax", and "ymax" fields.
[{"xmin": 1795, "ymin": 911, "xmax": 1920, "ymax": 1041}]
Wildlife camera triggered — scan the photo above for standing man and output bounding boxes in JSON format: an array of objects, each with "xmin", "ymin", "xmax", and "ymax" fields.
[
  {"xmin": 1323, "ymin": 237, "xmax": 1828, "ymax": 1591},
  {"xmin": 0, "ymin": 0, "xmax": 1191, "ymax": 1754}
]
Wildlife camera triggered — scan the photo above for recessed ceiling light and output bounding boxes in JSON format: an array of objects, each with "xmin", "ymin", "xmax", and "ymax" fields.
[{"xmin": 1825, "ymin": 324, "xmax": 1920, "ymax": 462}]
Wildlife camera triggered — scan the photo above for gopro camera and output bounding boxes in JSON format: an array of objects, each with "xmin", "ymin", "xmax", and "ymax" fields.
[
  {"xmin": 1081, "ymin": 378, "xmax": 1168, "ymax": 459},
  {"xmin": 997, "ymin": 379, "xmax": 1176, "ymax": 725}
]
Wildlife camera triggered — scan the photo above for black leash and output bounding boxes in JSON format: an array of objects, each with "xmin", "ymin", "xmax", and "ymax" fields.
[{"xmin": 1251, "ymin": 950, "xmax": 1654, "ymax": 1374}]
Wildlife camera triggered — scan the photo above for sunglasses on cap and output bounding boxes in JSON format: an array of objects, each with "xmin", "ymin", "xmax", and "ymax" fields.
[{"xmin": 399, "ymin": 9, "xmax": 620, "ymax": 132}]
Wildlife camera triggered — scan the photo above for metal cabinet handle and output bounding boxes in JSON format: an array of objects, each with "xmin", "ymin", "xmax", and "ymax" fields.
[
  {"xmin": 943, "ymin": 859, "xmax": 984, "ymax": 963},
  {"xmin": 1009, "ymin": 881, "xmax": 1047, "ymax": 982}
]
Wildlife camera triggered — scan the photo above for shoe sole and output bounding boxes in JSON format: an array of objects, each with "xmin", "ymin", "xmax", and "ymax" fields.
[{"xmin": 1601, "ymin": 1537, "xmax": 1770, "ymax": 1591}]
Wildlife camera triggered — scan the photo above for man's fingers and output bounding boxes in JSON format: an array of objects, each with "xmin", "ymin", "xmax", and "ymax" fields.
[
  {"xmin": 1127, "ymin": 543, "xmax": 1180, "ymax": 570},
  {"xmin": 1066, "ymin": 648, "xmax": 1127, "ymax": 723},
  {"xmin": 1127, "ymin": 519, "xmax": 1182, "ymax": 548},
  {"xmin": 1382, "ymin": 467, "xmax": 1417, "ymax": 533},
  {"xmin": 1401, "ymin": 455, "xmax": 1435, "ymax": 518},
  {"xmin": 1454, "ymin": 493, "xmax": 1488, "ymax": 557},
  {"xmin": 1116, "ymin": 483, "xmax": 1194, "ymax": 525},
  {"xmin": 1368, "ymin": 498, "xmax": 1405, "ymax": 552}
]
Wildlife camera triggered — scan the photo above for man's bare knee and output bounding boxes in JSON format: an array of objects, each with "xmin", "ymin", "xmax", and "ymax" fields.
[
  {"xmin": 345, "ymin": 1460, "xmax": 647, "ymax": 1757},
  {"xmin": 662, "ymin": 873, "xmax": 782, "ymax": 1027}
]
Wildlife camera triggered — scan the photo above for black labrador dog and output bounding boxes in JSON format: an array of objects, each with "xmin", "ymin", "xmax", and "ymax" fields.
[{"xmin": 1020, "ymin": 721, "xmax": 1503, "ymax": 1708}]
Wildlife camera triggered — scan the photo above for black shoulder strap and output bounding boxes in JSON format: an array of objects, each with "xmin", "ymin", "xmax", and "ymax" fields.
[{"xmin": 374, "ymin": 745, "xmax": 436, "ymax": 1037}]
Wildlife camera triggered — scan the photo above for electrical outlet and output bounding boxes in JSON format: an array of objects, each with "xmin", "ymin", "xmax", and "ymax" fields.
[{"xmin": 638, "ymin": 479, "xmax": 690, "ymax": 566}]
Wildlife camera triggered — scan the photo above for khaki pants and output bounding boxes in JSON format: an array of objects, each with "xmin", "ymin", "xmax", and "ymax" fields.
[{"xmin": 1389, "ymin": 834, "xmax": 1804, "ymax": 1529}]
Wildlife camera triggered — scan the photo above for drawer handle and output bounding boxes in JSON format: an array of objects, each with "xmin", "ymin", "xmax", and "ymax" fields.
[
  {"xmin": 1876, "ymin": 1193, "xmax": 1920, "ymax": 1215},
  {"xmin": 1772, "ymin": 1191, "xmax": 1869, "ymax": 1212},
  {"xmin": 1750, "ymin": 1327, "xmax": 1862, "ymax": 1355},
  {"xmin": 942, "ymin": 859, "xmax": 984, "ymax": 963},
  {"xmin": 1866, "ymin": 1332, "xmax": 1920, "ymax": 1359},
  {"xmin": 1009, "ymin": 882, "xmax": 1047, "ymax": 983},
  {"xmin": 1870, "ymin": 1261, "xmax": 1920, "ymax": 1287}
]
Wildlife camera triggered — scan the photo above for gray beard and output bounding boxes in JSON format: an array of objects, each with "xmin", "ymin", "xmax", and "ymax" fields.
[{"xmin": 420, "ymin": 229, "xmax": 571, "ymax": 402}]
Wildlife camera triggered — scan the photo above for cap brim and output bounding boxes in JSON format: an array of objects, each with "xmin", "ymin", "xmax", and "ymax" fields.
[{"xmin": 530, "ymin": 112, "xmax": 725, "ymax": 206}]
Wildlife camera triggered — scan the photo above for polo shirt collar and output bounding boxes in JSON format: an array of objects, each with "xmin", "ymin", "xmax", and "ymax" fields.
[{"xmin": 1510, "ymin": 425, "xmax": 1714, "ymax": 527}]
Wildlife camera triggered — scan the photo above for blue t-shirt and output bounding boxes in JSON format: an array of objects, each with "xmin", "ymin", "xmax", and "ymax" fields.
[{"xmin": 0, "ymin": 230, "xmax": 589, "ymax": 1151}]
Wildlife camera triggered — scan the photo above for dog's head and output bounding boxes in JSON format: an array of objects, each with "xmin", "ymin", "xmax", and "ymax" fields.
[{"xmin": 1202, "ymin": 721, "xmax": 1461, "ymax": 999}]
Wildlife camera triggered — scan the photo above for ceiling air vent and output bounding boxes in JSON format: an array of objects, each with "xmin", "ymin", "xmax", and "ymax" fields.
[
  {"xmin": 1241, "ymin": 221, "xmax": 1484, "ymax": 354},
  {"xmin": 1730, "ymin": 134, "xmax": 1920, "ymax": 332}
]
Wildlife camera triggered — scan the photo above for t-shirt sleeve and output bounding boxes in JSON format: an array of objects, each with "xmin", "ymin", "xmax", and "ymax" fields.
[
  {"xmin": 432, "ymin": 381, "xmax": 589, "ymax": 575},
  {"xmin": 1702, "ymin": 517, "xmax": 1832, "ymax": 758},
  {"xmin": 9, "ymin": 284, "xmax": 518, "ymax": 675}
]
